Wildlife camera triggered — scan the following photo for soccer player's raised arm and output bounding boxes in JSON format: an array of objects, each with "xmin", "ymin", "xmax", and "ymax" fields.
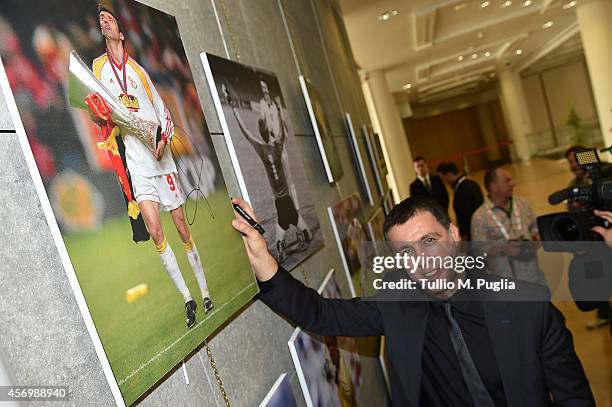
[
  {"xmin": 231, "ymin": 107, "xmax": 263, "ymax": 147},
  {"xmin": 230, "ymin": 198, "xmax": 384, "ymax": 337}
]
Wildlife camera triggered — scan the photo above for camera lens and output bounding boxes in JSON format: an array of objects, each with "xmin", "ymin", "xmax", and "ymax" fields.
[{"xmin": 552, "ymin": 216, "xmax": 581, "ymax": 241}]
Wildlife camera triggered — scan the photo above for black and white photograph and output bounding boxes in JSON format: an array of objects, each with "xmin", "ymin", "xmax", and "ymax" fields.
[{"xmin": 202, "ymin": 53, "xmax": 324, "ymax": 270}]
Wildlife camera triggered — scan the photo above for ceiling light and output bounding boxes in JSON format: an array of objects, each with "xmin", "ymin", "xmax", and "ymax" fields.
[
  {"xmin": 378, "ymin": 9, "xmax": 399, "ymax": 21},
  {"xmin": 484, "ymin": 51, "xmax": 491, "ymax": 57},
  {"xmin": 542, "ymin": 21, "xmax": 554, "ymax": 29},
  {"xmin": 563, "ymin": 1, "xmax": 576, "ymax": 9},
  {"xmin": 454, "ymin": 3, "xmax": 467, "ymax": 11},
  {"xmin": 515, "ymin": 49, "xmax": 523, "ymax": 55},
  {"xmin": 490, "ymin": 72, "xmax": 496, "ymax": 78},
  {"xmin": 523, "ymin": 0, "xmax": 532, "ymax": 6},
  {"xmin": 477, "ymin": 32, "xmax": 485, "ymax": 39},
  {"xmin": 471, "ymin": 53, "xmax": 478, "ymax": 59},
  {"xmin": 501, "ymin": 1, "xmax": 512, "ymax": 8},
  {"xmin": 457, "ymin": 55, "xmax": 464, "ymax": 61},
  {"xmin": 481, "ymin": 1, "xmax": 490, "ymax": 8},
  {"xmin": 403, "ymin": 83, "xmax": 412, "ymax": 90}
]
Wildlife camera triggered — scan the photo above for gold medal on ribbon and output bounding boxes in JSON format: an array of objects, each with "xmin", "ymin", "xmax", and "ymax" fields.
[{"xmin": 119, "ymin": 94, "xmax": 140, "ymax": 112}]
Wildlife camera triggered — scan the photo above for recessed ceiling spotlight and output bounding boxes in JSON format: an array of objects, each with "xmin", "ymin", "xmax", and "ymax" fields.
[
  {"xmin": 477, "ymin": 32, "xmax": 485, "ymax": 39},
  {"xmin": 515, "ymin": 49, "xmax": 523, "ymax": 55},
  {"xmin": 481, "ymin": 1, "xmax": 490, "ymax": 8},
  {"xmin": 457, "ymin": 55, "xmax": 464, "ymax": 61},
  {"xmin": 542, "ymin": 21, "xmax": 554, "ymax": 29},
  {"xmin": 454, "ymin": 2, "xmax": 467, "ymax": 11},
  {"xmin": 471, "ymin": 53, "xmax": 478, "ymax": 59},
  {"xmin": 523, "ymin": 0, "xmax": 532, "ymax": 6},
  {"xmin": 403, "ymin": 83, "xmax": 412, "ymax": 90},
  {"xmin": 563, "ymin": 1, "xmax": 577, "ymax": 9},
  {"xmin": 378, "ymin": 9, "xmax": 399, "ymax": 21},
  {"xmin": 490, "ymin": 72, "xmax": 496, "ymax": 78},
  {"xmin": 484, "ymin": 51, "xmax": 491, "ymax": 57},
  {"xmin": 501, "ymin": 1, "xmax": 512, "ymax": 8}
]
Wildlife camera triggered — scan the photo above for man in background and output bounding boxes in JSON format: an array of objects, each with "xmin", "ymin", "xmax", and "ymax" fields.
[
  {"xmin": 471, "ymin": 167, "xmax": 541, "ymax": 283},
  {"xmin": 437, "ymin": 161, "xmax": 483, "ymax": 241},
  {"xmin": 410, "ymin": 156, "xmax": 449, "ymax": 212}
]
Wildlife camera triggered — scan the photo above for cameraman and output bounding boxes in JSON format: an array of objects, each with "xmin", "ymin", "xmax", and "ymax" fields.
[{"xmin": 565, "ymin": 146, "xmax": 611, "ymax": 329}]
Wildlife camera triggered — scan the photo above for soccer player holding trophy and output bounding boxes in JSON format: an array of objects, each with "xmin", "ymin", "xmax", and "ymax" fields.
[{"xmin": 70, "ymin": 4, "xmax": 213, "ymax": 328}]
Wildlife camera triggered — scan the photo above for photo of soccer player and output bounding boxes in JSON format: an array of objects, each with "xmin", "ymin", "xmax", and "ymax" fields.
[
  {"xmin": 288, "ymin": 269, "xmax": 363, "ymax": 407},
  {"xmin": 328, "ymin": 193, "xmax": 372, "ymax": 296},
  {"xmin": 202, "ymin": 53, "xmax": 324, "ymax": 270},
  {"xmin": 0, "ymin": 1, "xmax": 258, "ymax": 405},
  {"xmin": 94, "ymin": 3, "xmax": 212, "ymax": 329}
]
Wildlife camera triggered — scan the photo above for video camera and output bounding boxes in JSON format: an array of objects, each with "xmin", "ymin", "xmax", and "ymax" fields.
[{"xmin": 537, "ymin": 147, "xmax": 612, "ymax": 247}]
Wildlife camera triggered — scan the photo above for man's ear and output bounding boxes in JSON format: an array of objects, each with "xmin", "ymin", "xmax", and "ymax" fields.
[
  {"xmin": 120, "ymin": 32, "xmax": 125, "ymax": 41},
  {"xmin": 449, "ymin": 223, "xmax": 461, "ymax": 242}
]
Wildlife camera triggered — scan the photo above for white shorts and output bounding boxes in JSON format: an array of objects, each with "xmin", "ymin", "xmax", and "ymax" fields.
[{"xmin": 132, "ymin": 172, "xmax": 185, "ymax": 211}]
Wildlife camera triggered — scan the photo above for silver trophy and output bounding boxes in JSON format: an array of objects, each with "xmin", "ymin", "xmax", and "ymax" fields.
[{"xmin": 68, "ymin": 50, "xmax": 160, "ymax": 153}]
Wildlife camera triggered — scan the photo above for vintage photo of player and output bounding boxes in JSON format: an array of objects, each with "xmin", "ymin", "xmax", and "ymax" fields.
[
  {"xmin": 0, "ymin": 1, "xmax": 258, "ymax": 404},
  {"xmin": 203, "ymin": 53, "xmax": 324, "ymax": 270}
]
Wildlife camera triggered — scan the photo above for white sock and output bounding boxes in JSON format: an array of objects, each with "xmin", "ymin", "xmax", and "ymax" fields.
[
  {"xmin": 183, "ymin": 237, "xmax": 210, "ymax": 299},
  {"xmin": 156, "ymin": 239, "xmax": 191, "ymax": 302}
]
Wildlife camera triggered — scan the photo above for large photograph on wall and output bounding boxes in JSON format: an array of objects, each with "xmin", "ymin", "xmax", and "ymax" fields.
[
  {"xmin": 299, "ymin": 75, "xmax": 344, "ymax": 183},
  {"xmin": 201, "ymin": 53, "xmax": 324, "ymax": 270},
  {"xmin": 328, "ymin": 193, "xmax": 371, "ymax": 296},
  {"xmin": 345, "ymin": 113, "xmax": 374, "ymax": 206},
  {"xmin": 0, "ymin": 1, "xmax": 258, "ymax": 405},
  {"xmin": 288, "ymin": 269, "xmax": 363, "ymax": 407}
]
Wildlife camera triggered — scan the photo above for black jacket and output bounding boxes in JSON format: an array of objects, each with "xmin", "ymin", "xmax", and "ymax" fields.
[
  {"xmin": 259, "ymin": 268, "xmax": 594, "ymax": 407},
  {"xmin": 453, "ymin": 177, "xmax": 484, "ymax": 240},
  {"xmin": 410, "ymin": 175, "xmax": 449, "ymax": 212}
]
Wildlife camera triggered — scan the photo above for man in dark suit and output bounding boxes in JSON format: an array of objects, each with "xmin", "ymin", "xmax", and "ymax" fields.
[
  {"xmin": 231, "ymin": 196, "xmax": 593, "ymax": 407},
  {"xmin": 410, "ymin": 156, "xmax": 449, "ymax": 212},
  {"xmin": 437, "ymin": 161, "xmax": 484, "ymax": 241}
]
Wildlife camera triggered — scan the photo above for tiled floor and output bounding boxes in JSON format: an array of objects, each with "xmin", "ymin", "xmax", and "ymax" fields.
[{"xmin": 469, "ymin": 158, "xmax": 612, "ymax": 406}]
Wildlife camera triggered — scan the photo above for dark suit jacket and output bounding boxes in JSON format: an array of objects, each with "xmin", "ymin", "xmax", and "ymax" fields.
[
  {"xmin": 410, "ymin": 174, "xmax": 449, "ymax": 211},
  {"xmin": 259, "ymin": 268, "xmax": 594, "ymax": 407},
  {"xmin": 453, "ymin": 177, "xmax": 484, "ymax": 240}
]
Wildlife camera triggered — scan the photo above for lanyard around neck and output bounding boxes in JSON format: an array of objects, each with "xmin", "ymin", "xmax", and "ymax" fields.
[
  {"xmin": 107, "ymin": 49, "xmax": 128, "ymax": 94},
  {"xmin": 488, "ymin": 198, "xmax": 521, "ymax": 240}
]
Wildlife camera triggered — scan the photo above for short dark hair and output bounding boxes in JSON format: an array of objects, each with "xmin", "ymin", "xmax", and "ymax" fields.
[
  {"xmin": 383, "ymin": 196, "xmax": 451, "ymax": 238},
  {"xmin": 413, "ymin": 155, "xmax": 425, "ymax": 163},
  {"xmin": 98, "ymin": 3, "xmax": 124, "ymax": 37},
  {"xmin": 436, "ymin": 161, "xmax": 459, "ymax": 175},
  {"xmin": 483, "ymin": 166, "xmax": 500, "ymax": 192},
  {"xmin": 565, "ymin": 145, "xmax": 588, "ymax": 158}
]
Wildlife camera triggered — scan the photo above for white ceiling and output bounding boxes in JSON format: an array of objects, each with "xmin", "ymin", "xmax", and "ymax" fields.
[{"xmin": 338, "ymin": 0, "xmax": 582, "ymax": 106}]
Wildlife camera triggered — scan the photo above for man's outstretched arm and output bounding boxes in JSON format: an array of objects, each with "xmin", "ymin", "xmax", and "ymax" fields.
[{"xmin": 231, "ymin": 198, "xmax": 384, "ymax": 337}]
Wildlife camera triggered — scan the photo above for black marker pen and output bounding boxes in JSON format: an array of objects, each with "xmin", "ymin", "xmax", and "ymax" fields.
[{"xmin": 232, "ymin": 203, "xmax": 265, "ymax": 235}]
